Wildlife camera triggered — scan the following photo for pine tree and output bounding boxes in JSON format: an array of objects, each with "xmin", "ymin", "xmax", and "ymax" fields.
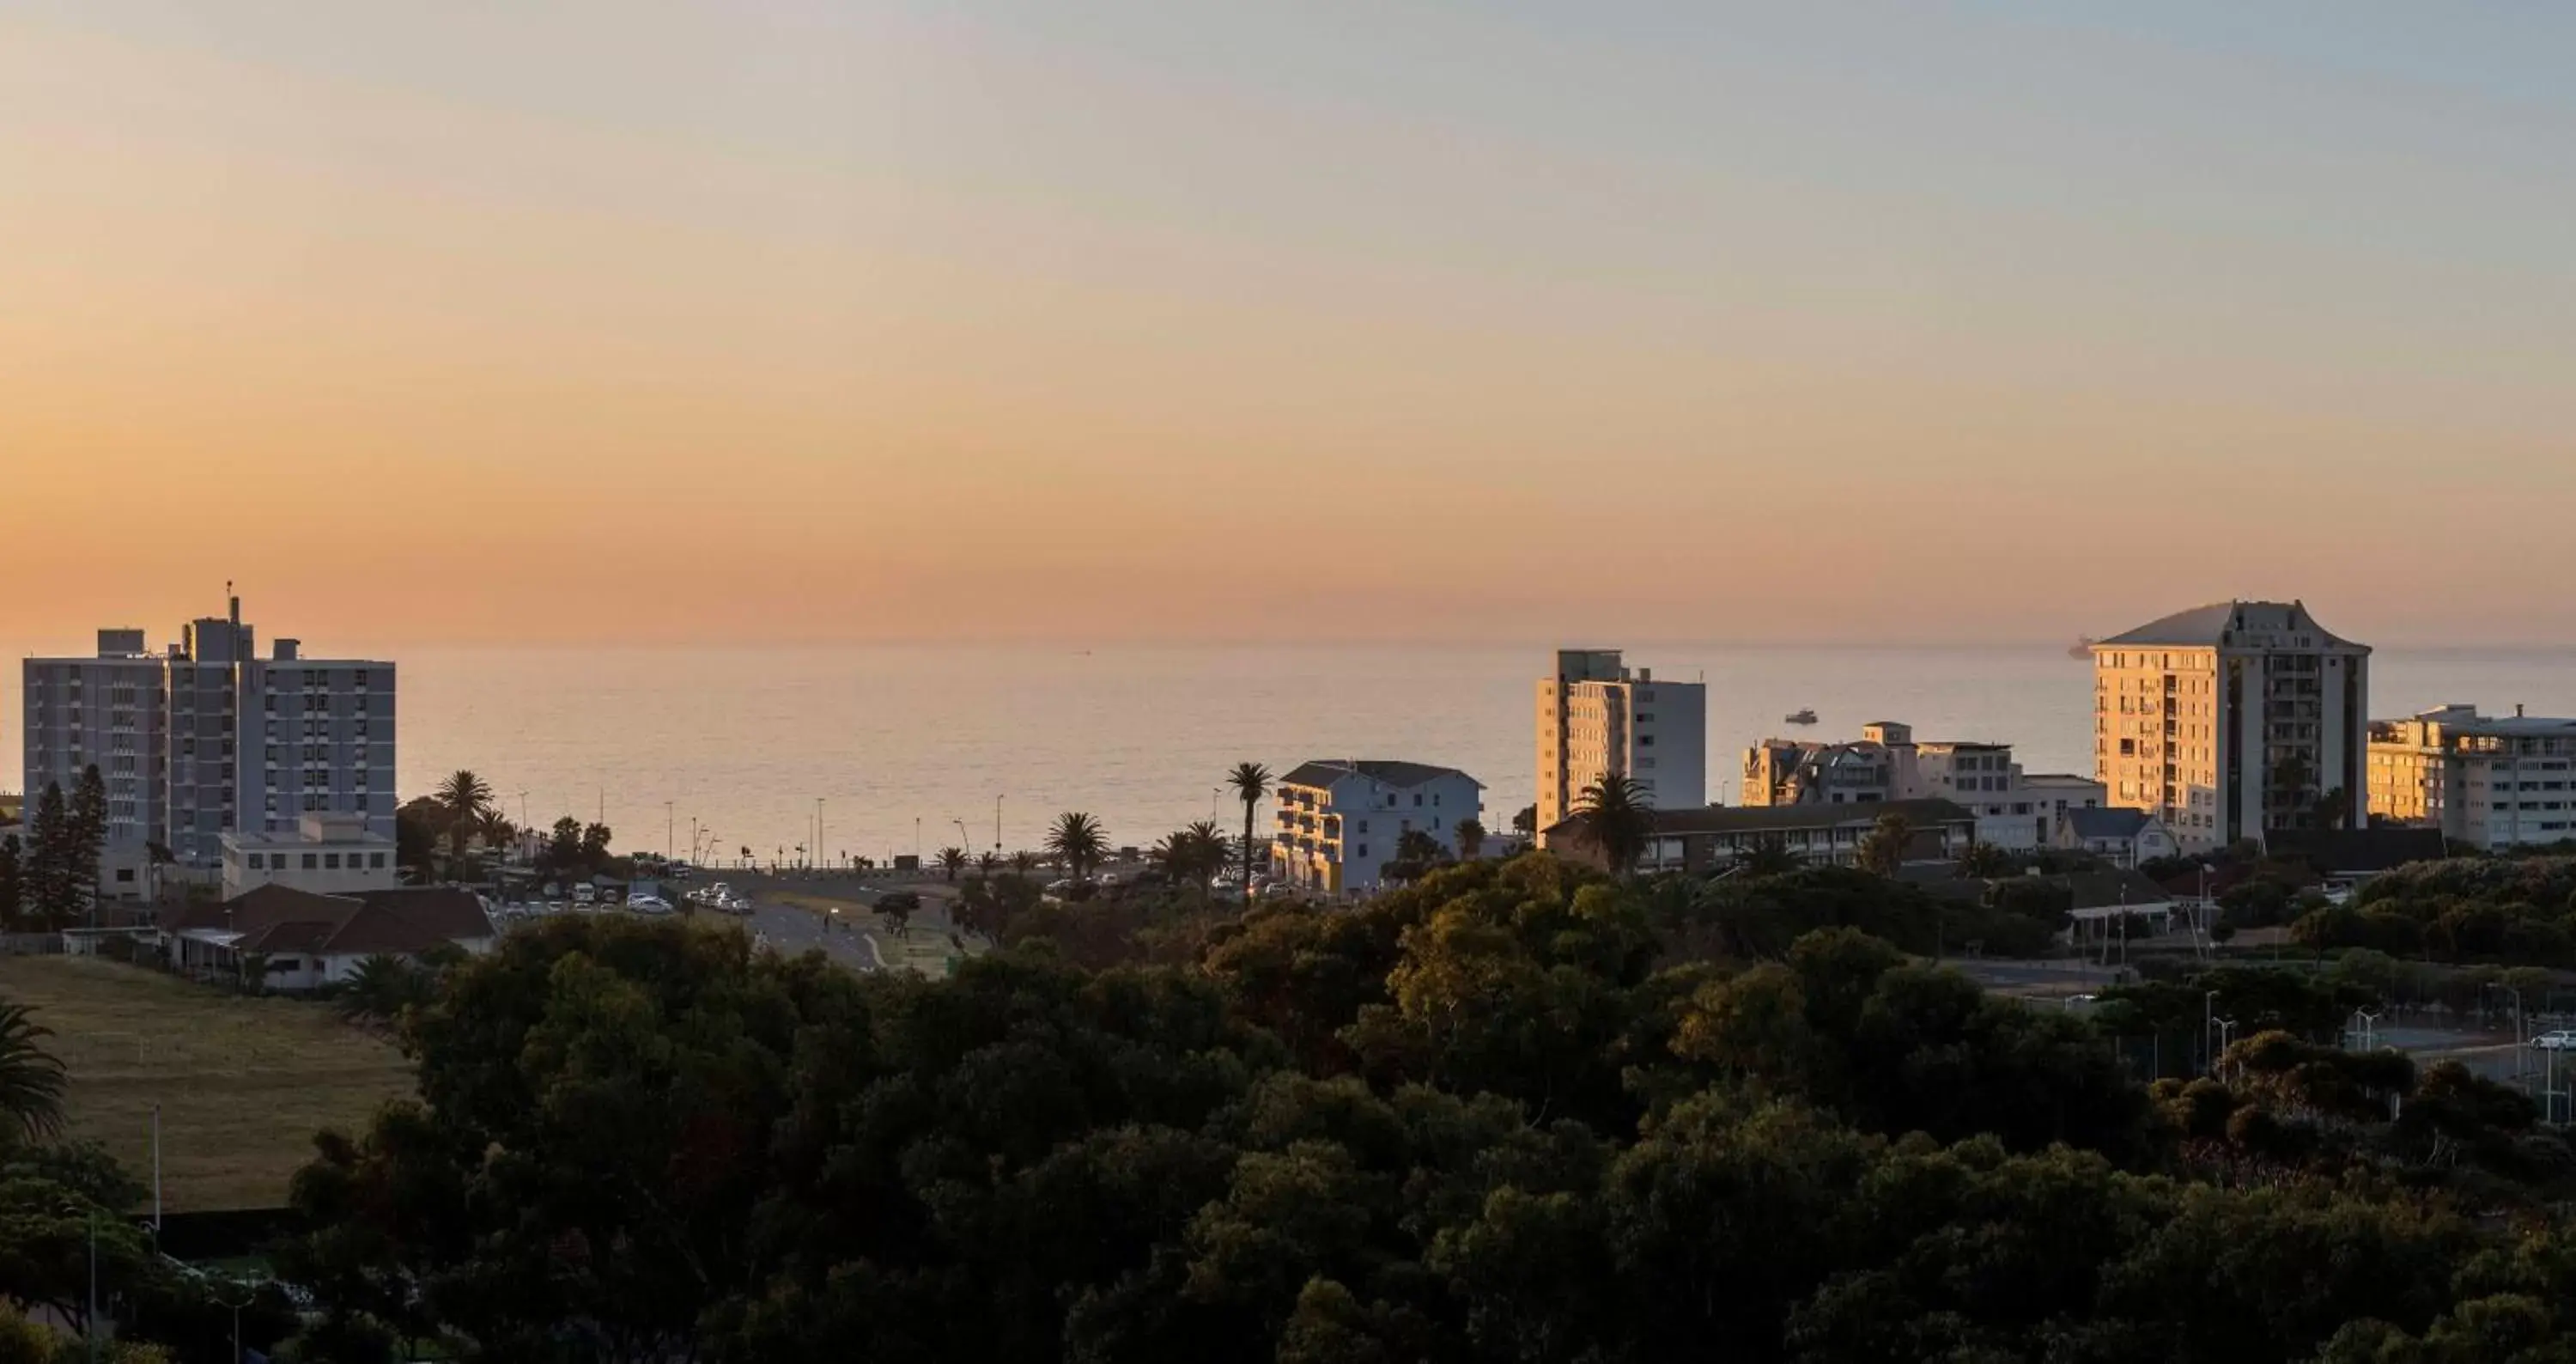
[
  {"xmin": 23, "ymin": 783, "xmax": 71, "ymax": 929},
  {"xmin": 69, "ymin": 765, "xmax": 108, "ymax": 923},
  {"xmin": 0, "ymin": 835, "xmax": 22, "ymax": 931}
]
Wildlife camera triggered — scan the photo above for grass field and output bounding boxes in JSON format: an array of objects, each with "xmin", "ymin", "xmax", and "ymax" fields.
[{"xmin": 0, "ymin": 955, "xmax": 415, "ymax": 1212}]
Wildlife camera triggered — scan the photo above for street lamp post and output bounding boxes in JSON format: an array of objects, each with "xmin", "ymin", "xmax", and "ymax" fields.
[{"xmin": 2203, "ymin": 990, "xmax": 2220, "ymax": 1075}]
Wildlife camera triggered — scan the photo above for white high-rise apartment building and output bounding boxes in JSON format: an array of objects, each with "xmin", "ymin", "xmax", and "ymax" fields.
[
  {"xmin": 1535, "ymin": 649, "xmax": 1706, "ymax": 834},
  {"xmin": 2091, "ymin": 600, "xmax": 2369, "ymax": 853},
  {"xmin": 21, "ymin": 596, "xmax": 397, "ymax": 875},
  {"xmin": 2368, "ymin": 705, "xmax": 2576, "ymax": 849}
]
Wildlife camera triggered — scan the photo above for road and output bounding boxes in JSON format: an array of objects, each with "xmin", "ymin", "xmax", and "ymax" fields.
[{"xmin": 720, "ymin": 873, "xmax": 969, "ymax": 975}]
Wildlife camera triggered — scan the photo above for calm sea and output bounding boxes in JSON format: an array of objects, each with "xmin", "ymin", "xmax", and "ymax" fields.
[{"xmin": 7, "ymin": 643, "xmax": 2574, "ymax": 863}]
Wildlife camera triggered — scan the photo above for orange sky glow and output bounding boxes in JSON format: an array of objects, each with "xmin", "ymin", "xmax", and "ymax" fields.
[{"xmin": 5, "ymin": 3, "xmax": 2573, "ymax": 649}]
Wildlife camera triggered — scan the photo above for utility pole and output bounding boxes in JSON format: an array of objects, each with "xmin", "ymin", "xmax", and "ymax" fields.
[
  {"xmin": 665, "ymin": 801, "xmax": 675, "ymax": 863},
  {"xmin": 152, "ymin": 1104, "xmax": 161, "ymax": 1233},
  {"xmin": 996, "ymin": 795, "xmax": 1003, "ymax": 853}
]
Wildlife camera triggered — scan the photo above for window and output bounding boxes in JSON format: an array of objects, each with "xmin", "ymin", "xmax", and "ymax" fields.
[
  {"xmin": 244, "ymin": 854, "xmax": 262, "ymax": 871},
  {"xmin": 1357, "ymin": 820, "xmax": 1369, "ymax": 835},
  {"xmin": 1413, "ymin": 794, "xmax": 1423, "ymax": 807},
  {"xmin": 115, "ymin": 868, "xmax": 135, "ymax": 883},
  {"xmin": 301, "ymin": 853, "xmax": 319, "ymax": 870},
  {"xmin": 1357, "ymin": 844, "xmax": 1370, "ymax": 858},
  {"xmin": 324, "ymin": 853, "xmax": 341, "ymax": 869},
  {"xmin": 1639, "ymin": 734, "xmax": 1656, "ymax": 747},
  {"xmin": 369, "ymin": 853, "xmax": 386, "ymax": 869}
]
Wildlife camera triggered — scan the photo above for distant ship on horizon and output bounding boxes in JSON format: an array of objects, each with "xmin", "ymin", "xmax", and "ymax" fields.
[{"xmin": 2069, "ymin": 637, "xmax": 2098, "ymax": 660}]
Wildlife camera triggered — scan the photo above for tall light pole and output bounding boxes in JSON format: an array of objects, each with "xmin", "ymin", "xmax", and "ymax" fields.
[
  {"xmin": 995, "ymin": 795, "xmax": 1003, "ymax": 853},
  {"xmin": 665, "ymin": 801, "xmax": 675, "ymax": 863},
  {"xmin": 817, "ymin": 799, "xmax": 826, "ymax": 872}
]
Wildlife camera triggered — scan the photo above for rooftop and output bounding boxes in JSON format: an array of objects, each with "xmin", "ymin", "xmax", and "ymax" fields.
[
  {"xmin": 1547, "ymin": 797, "xmax": 1978, "ymax": 839},
  {"xmin": 2093, "ymin": 600, "xmax": 2364, "ymax": 652},
  {"xmin": 1279, "ymin": 759, "xmax": 1481, "ymax": 791},
  {"xmin": 161, "ymin": 884, "xmax": 491, "ymax": 958}
]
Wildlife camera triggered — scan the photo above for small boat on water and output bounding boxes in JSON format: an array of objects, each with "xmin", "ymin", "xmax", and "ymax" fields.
[
  {"xmin": 2069, "ymin": 637, "xmax": 2098, "ymax": 660},
  {"xmin": 1784, "ymin": 708, "xmax": 1818, "ymax": 726}
]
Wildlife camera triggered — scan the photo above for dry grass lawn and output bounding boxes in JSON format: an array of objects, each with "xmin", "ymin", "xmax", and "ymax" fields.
[{"xmin": 0, "ymin": 955, "xmax": 415, "ymax": 1212}]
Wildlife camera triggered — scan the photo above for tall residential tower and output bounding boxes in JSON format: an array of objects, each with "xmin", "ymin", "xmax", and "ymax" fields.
[
  {"xmin": 1534, "ymin": 649, "xmax": 1706, "ymax": 834},
  {"xmin": 2090, "ymin": 600, "xmax": 2368, "ymax": 853},
  {"xmin": 21, "ymin": 596, "xmax": 397, "ymax": 889}
]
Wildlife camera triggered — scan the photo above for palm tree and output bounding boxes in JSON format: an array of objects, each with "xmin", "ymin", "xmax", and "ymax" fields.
[
  {"xmin": 475, "ymin": 809, "xmax": 517, "ymax": 862},
  {"xmin": 1738, "ymin": 832, "xmax": 1801, "ymax": 878},
  {"xmin": 1455, "ymin": 819, "xmax": 1486, "ymax": 861},
  {"xmin": 1011, "ymin": 850, "xmax": 1036, "ymax": 875},
  {"xmin": 1227, "ymin": 763, "xmax": 1273, "ymax": 904},
  {"xmin": 436, "ymin": 770, "xmax": 494, "ymax": 864},
  {"xmin": 937, "ymin": 846, "xmax": 968, "ymax": 882},
  {"xmin": 1154, "ymin": 821, "xmax": 1230, "ymax": 897},
  {"xmin": 0, "ymin": 1000, "xmax": 67, "ymax": 1140},
  {"xmin": 1047, "ymin": 813, "xmax": 1109, "ymax": 881},
  {"xmin": 337, "ymin": 955, "xmax": 429, "ymax": 1026},
  {"xmin": 1857, "ymin": 812, "xmax": 1916, "ymax": 878},
  {"xmin": 1572, "ymin": 775, "xmax": 1653, "ymax": 874},
  {"xmin": 975, "ymin": 850, "xmax": 1002, "ymax": 877}
]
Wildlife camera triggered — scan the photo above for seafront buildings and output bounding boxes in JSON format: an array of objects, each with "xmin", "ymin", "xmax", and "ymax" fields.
[
  {"xmin": 1740, "ymin": 721, "xmax": 2105, "ymax": 850},
  {"xmin": 2091, "ymin": 600, "xmax": 2370, "ymax": 853},
  {"xmin": 2367, "ymin": 705, "xmax": 2576, "ymax": 849},
  {"xmin": 1271, "ymin": 759, "xmax": 1483, "ymax": 896},
  {"xmin": 1534, "ymin": 649, "xmax": 1707, "ymax": 834},
  {"xmin": 21, "ymin": 594, "xmax": 396, "ymax": 894}
]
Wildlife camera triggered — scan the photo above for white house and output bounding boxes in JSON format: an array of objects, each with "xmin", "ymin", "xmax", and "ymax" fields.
[
  {"xmin": 1739, "ymin": 721, "xmax": 2104, "ymax": 851},
  {"xmin": 158, "ymin": 883, "xmax": 493, "ymax": 991},
  {"xmin": 2054, "ymin": 807, "xmax": 2182, "ymax": 868},
  {"xmin": 1272, "ymin": 760, "xmax": 1484, "ymax": 897},
  {"xmin": 221, "ymin": 813, "xmax": 399, "ymax": 900}
]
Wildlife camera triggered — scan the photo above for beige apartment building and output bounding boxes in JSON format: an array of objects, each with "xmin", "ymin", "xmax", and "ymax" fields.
[
  {"xmin": 2368, "ymin": 705, "xmax": 2576, "ymax": 849},
  {"xmin": 2092, "ymin": 600, "xmax": 2370, "ymax": 853},
  {"xmin": 1740, "ymin": 720, "xmax": 2103, "ymax": 849},
  {"xmin": 1534, "ymin": 649, "xmax": 1707, "ymax": 836}
]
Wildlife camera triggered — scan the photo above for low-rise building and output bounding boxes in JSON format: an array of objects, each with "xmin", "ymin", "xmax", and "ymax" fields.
[
  {"xmin": 1546, "ymin": 797, "xmax": 1978, "ymax": 875},
  {"xmin": 220, "ymin": 813, "xmax": 399, "ymax": 899},
  {"xmin": 2052, "ymin": 807, "xmax": 2182, "ymax": 868},
  {"xmin": 1272, "ymin": 759, "xmax": 1484, "ymax": 897},
  {"xmin": 157, "ymin": 883, "xmax": 493, "ymax": 991},
  {"xmin": 1738, "ymin": 721, "xmax": 2103, "ymax": 849},
  {"xmin": 2367, "ymin": 705, "xmax": 2576, "ymax": 849}
]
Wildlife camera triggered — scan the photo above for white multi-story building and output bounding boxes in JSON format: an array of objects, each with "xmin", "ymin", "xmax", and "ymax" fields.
[
  {"xmin": 21, "ymin": 596, "xmax": 397, "ymax": 880},
  {"xmin": 1738, "ymin": 720, "xmax": 2103, "ymax": 849},
  {"xmin": 1534, "ymin": 649, "xmax": 1706, "ymax": 836},
  {"xmin": 221, "ymin": 813, "xmax": 402, "ymax": 900},
  {"xmin": 2368, "ymin": 705, "xmax": 2576, "ymax": 849},
  {"xmin": 1272, "ymin": 759, "xmax": 1483, "ymax": 897},
  {"xmin": 2091, "ymin": 600, "xmax": 2370, "ymax": 853}
]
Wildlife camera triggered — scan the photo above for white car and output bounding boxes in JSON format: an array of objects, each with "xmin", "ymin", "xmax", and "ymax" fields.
[{"xmin": 2531, "ymin": 1031, "xmax": 2576, "ymax": 1051}]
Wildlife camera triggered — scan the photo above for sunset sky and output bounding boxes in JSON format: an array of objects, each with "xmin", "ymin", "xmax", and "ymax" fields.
[{"xmin": 4, "ymin": 2, "xmax": 2573, "ymax": 647}]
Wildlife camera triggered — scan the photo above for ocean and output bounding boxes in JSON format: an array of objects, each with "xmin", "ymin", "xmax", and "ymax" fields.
[{"xmin": 8, "ymin": 643, "xmax": 2576, "ymax": 863}]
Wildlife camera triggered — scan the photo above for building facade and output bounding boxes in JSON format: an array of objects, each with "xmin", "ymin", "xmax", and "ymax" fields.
[
  {"xmin": 21, "ymin": 597, "xmax": 397, "ymax": 876},
  {"xmin": 221, "ymin": 813, "xmax": 402, "ymax": 900},
  {"xmin": 2368, "ymin": 704, "xmax": 2576, "ymax": 849},
  {"xmin": 1738, "ymin": 720, "xmax": 2104, "ymax": 849},
  {"xmin": 1535, "ymin": 649, "xmax": 1706, "ymax": 835},
  {"xmin": 2091, "ymin": 600, "xmax": 2369, "ymax": 853},
  {"xmin": 1546, "ymin": 798, "xmax": 1979, "ymax": 875},
  {"xmin": 2052, "ymin": 807, "xmax": 2183, "ymax": 868},
  {"xmin": 1272, "ymin": 760, "xmax": 1484, "ymax": 897}
]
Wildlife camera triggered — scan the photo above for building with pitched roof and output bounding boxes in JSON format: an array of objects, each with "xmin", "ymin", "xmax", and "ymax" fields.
[
  {"xmin": 1272, "ymin": 759, "xmax": 1483, "ymax": 896},
  {"xmin": 2091, "ymin": 600, "xmax": 2370, "ymax": 852},
  {"xmin": 157, "ymin": 883, "xmax": 492, "ymax": 991},
  {"xmin": 2052, "ymin": 806, "xmax": 2182, "ymax": 868}
]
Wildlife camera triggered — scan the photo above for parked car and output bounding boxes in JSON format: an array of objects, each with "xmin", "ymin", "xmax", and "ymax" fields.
[
  {"xmin": 573, "ymin": 884, "xmax": 598, "ymax": 905},
  {"xmin": 876, "ymin": 891, "xmax": 923, "ymax": 914},
  {"xmin": 2533, "ymin": 1031, "xmax": 2576, "ymax": 1051}
]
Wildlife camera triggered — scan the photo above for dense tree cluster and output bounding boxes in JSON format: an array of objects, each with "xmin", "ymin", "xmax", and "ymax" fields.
[
  {"xmin": 267, "ymin": 855, "xmax": 2576, "ymax": 1361},
  {"xmin": 2, "ymin": 770, "xmax": 109, "ymax": 931},
  {"xmin": 2286, "ymin": 857, "xmax": 2576, "ymax": 966}
]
